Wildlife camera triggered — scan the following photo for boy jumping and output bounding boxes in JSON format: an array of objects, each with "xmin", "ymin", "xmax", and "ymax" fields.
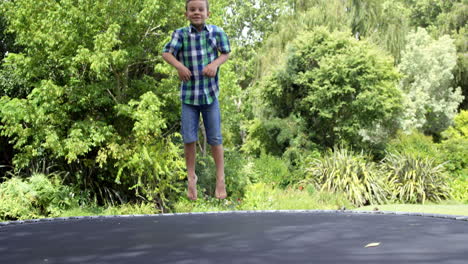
[{"xmin": 162, "ymin": 0, "xmax": 230, "ymax": 200}]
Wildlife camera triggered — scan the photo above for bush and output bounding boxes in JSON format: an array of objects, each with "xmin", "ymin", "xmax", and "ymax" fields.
[
  {"xmin": 245, "ymin": 153, "xmax": 294, "ymax": 188},
  {"xmin": 382, "ymin": 152, "xmax": 451, "ymax": 204},
  {"xmin": 303, "ymin": 148, "xmax": 388, "ymax": 207},
  {"xmin": 440, "ymin": 110, "xmax": 468, "ymax": 177},
  {"xmin": 439, "ymin": 138, "xmax": 468, "ymax": 178},
  {"xmin": 450, "ymin": 177, "xmax": 468, "ymax": 204},
  {"xmin": 0, "ymin": 173, "xmax": 82, "ymax": 221},
  {"xmin": 386, "ymin": 130, "xmax": 440, "ymax": 159}
]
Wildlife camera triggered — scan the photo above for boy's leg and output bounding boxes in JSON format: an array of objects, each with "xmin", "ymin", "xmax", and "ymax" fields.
[
  {"xmin": 184, "ymin": 142, "xmax": 197, "ymax": 200},
  {"xmin": 182, "ymin": 103, "xmax": 200, "ymax": 200},
  {"xmin": 201, "ymin": 98, "xmax": 226, "ymax": 199},
  {"xmin": 211, "ymin": 144, "xmax": 227, "ymax": 199}
]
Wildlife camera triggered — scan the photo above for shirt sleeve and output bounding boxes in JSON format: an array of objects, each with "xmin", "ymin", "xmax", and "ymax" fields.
[
  {"xmin": 162, "ymin": 30, "xmax": 183, "ymax": 56},
  {"xmin": 217, "ymin": 28, "xmax": 231, "ymax": 54}
]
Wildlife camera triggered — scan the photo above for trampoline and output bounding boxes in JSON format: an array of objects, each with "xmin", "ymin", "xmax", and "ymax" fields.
[{"xmin": 1, "ymin": 210, "xmax": 467, "ymax": 264}]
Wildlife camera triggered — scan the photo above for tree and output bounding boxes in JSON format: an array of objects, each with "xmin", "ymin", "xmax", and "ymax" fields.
[
  {"xmin": 402, "ymin": 0, "xmax": 467, "ymax": 110},
  {"xmin": 398, "ymin": 28, "xmax": 463, "ymax": 135},
  {"xmin": 0, "ymin": 0, "xmax": 188, "ymax": 208},
  {"xmin": 257, "ymin": 0, "xmax": 411, "ymax": 78},
  {"xmin": 246, "ymin": 28, "xmax": 403, "ymax": 154}
]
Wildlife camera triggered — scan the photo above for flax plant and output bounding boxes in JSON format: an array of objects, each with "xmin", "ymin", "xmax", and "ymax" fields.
[
  {"xmin": 382, "ymin": 152, "xmax": 451, "ymax": 204},
  {"xmin": 304, "ymin": 148, "xmax": 388, "ymax": 207}
]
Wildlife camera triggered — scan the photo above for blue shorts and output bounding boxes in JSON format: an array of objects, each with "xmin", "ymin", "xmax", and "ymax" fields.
[{"xmin": 181, "ymin": 98, "xmax": 222, "ymax": 146}]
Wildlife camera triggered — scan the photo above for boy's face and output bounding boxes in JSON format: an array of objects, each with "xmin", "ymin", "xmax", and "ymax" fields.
[{"xmin": 185, "ymin": 0, "xmax": 210, "ymax": 28}]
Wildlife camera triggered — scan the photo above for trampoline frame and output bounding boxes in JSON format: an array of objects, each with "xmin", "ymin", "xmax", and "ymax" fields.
[{"xmin": 1, "ymin": 209, "xmax": 468, "ymax": 226}]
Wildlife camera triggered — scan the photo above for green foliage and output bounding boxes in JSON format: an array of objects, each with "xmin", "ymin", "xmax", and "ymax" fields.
[
  {"xmin": 385, "ymin": 124, "xmax": 467, "ymax": 179},
  {"xmin": 99, "ymin": 92, "xmax": 186, "ymax": 211},
  {"xmin": 242, "ymin": 117, "xmax": 299, "ymax": 156},
  {"xmin": 0, "ymin": 173, "xmax": 83, "ymax": 221},
  {"xmin": 258, "ymin": 0, "xmax": 411, "ymax": 77},
  {"xmin": 382, "ymin": 152, "xmax": 451, "ymax": 204},
  {"xmin": 439, "ymin": 138, "xmax": 468, "ymax": 178},
  {"xmin": 0, "ymin": 0, "xmax": 189, "ymax": 206},
  {"xmin": 243, "ymin": 153, "xmax": 294, "ymax": 188},
  {"xmin": 386, "ymin": 131, "xmax": 440, "ymax": 159},
  {"xmin": 223, "ymin": 0, "xmax": 289, "ymax": 46},
  {"xmin": 304, "ymin": 148, "xmax": 388, "ymax": 207},
  {"xmin": 441, "ymin": 110, "xmax": 468, "ymax": 140},
  {"xmin": 452, "ymin": 27, "xmax": 468, "ymax": 109},
  {"xmin": 367, "ymin": 1, "xmax": 410, "ymax": 63},
  {"xmin": 255, "ymin": 28, "xmax": 403, "ymax": 151},
  {"xmin": 450, "ymin": 177, "xmax": 468, "ymax": 204},
  {"xmin": 398, "ymin": 28, "xmax": 463, "ymax": 135},
  {"xmin": 440, "ymin": 110, "xmax": 468, "ymax": 177},
  {"xmin": 406, "ymin": 0, "xmax": 450, "ymax": 28},
  {"xmin": 218, "ymin": 61, "xmax": 244, "ymax": 148}
]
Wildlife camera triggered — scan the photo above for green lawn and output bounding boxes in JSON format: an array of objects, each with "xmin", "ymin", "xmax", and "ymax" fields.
[{"xmin": 355, "ymin": 203, "xmax": 468, "ymax": 216}]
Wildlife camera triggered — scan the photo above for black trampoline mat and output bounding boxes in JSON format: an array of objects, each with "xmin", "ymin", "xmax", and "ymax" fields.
[{"xmin": 1, "ymin": 211, "xmax": 467, "ymax": 264}]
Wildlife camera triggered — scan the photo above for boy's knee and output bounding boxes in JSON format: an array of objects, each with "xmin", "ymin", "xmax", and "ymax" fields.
[{"xmin": 207, "ymin": 135, "xmax": 222, "ymax": 146}]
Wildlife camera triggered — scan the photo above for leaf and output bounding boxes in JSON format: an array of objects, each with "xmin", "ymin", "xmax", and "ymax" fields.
[{"xmin": 364, "ymin": 242, "xmax": 381, "ymax": 248}]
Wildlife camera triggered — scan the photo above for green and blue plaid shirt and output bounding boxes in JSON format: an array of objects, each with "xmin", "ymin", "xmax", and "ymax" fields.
[{"xmin": 163, "ymin": 24, "xmax": 231, "ymax": 105}]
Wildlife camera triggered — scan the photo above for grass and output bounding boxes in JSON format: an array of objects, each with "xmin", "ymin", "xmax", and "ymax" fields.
[
  {"xmin": 173, "ymin": 183, "xmax": 353, "ymax": 213},
  {"xmin": 355, "ymin": 202, "xmax": 468, "ymax": 216}
]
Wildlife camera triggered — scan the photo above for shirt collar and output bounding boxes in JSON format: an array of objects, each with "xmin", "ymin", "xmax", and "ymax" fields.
[{"xmin": 189, "ymin": 24, "xmax": 211, "ymax": 33}]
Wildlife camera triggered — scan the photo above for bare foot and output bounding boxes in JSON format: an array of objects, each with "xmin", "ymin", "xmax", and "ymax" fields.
[
  {"xmin": 187, "ymin": 175, "xmax": 197, "ymax": 200},
  {"xmin": 215, "ymin": 178, "xmax": 227, "ymax": 199}
]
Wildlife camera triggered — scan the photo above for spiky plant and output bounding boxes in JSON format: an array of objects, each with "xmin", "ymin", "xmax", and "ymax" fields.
[
  {"xmin": 381, "ymin": 152, "xmax": 451, "ymax": 204},
  {"xmin": 304, "ymin": 148, "xmax": 388, "ymax": 207}
]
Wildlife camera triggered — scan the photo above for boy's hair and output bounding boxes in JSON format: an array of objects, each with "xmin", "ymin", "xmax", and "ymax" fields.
[{"xmin": 186, "ymin": 0, "xmax": 209, "ymax": 11}]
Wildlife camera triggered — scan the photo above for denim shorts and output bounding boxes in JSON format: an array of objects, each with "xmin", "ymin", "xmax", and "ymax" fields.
[{"xmin": 181, "ymin": 98, "xmax": 222, "ymax": 146}]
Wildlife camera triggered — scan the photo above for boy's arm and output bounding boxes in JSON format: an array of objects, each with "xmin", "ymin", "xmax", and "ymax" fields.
[
  {"xmin": 203, "ymin": 53, "xmax": 229, "ymax": 78},
  {"xmin": 162, "ymin": 52, "xmax": 192, "ymax": 82}
]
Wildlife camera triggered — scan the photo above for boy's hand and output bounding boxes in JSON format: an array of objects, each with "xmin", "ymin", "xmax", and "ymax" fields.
[
  {"xmin": 177, "ymin": 66, "xmax": 192, "ymax": 82},
  {"xmin": 202, "ymin": 64, "xmax": 218, "ymax": 78}
]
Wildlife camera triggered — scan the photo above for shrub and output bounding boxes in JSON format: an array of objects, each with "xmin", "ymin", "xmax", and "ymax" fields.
[
  {"xmin": 439, "ymin": 138, "xmax": 468, "ymax": 178},
  {"xmin": 382, "ymin": 152, "xmax": 451, "ymax": 204},
  {"xmin": 440, "ymin": 110, "xmax": 468, "ymax": 177},
  {"xmin": 450, "ymin": 177, "xmax": 468, "ymax": 204},
  {"xmin": 386, "ymin": 130, "xmax": 440, "ymax": 159},
  {"xmin": 303, "ymin": 148, "xmax": 388, "ymax": 207},
  {"xmin": 0, "ymin": 173, "xmax": 81, "ymax": 220},
  {"xmin": 247, "ymin": 153, "xmax": 294, "ymax": 188}
]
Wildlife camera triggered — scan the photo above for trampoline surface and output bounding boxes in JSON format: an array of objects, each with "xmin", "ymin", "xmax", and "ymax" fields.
[{"xmin": 1, "ymin": 210, "xmax": 467, "ymax": 264}]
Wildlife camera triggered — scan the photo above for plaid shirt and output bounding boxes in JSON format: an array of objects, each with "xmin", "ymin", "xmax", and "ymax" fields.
[{"xmin": 163, "ymin": 24, "xmax": 231, "ymax": 105}]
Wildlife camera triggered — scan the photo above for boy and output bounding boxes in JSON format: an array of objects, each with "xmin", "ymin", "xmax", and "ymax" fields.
[{"xmin": 162, "ymin": 0, "xmax": 230, "ymax": 200}]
